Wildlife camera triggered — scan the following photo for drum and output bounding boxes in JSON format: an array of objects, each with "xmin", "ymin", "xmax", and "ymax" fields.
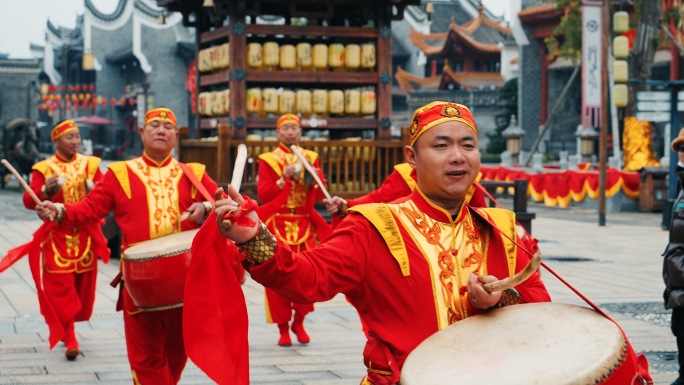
[
  {"xmin": 400, "ymin": 302, "xmax": 649, "ymax": 385},
  {"xmin": 122, "ymin": 229, "xmax": 198, "ymax": 311}
]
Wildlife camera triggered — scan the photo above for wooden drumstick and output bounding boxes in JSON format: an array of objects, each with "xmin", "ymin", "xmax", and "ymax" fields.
[
  {"xmin": 1, "ymin": 159, "xmax": 40, "ymax": 205},
  {"xmin": 289, "ymin": 144, "xmax": 332, "ymax": 200},
  {"xmin": 482, "ymin": 250, "xmax": 542, "ymax": 293},
  {"xmin": 221, "ymin": 144, "xmax": 248, "ymax": 228}
]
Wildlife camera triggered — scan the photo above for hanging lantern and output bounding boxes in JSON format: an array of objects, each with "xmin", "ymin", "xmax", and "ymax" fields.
[
  {"xmin": 344, "ymin": 89, "xmax": 361, "ymax": 115},
  {"xmin": 295, "ymin": 89, "xmax": 312, "ymax": 116},
  {"xmin": 100, "ymin": 97, "xmax": 106, "ymax": 105},
  {"xmin": 68, "ymin": 85, "xmax": 74, "ymax": 92},
  {"xmin": 312, "ymin": 89, "xmax": 328, "ymax": 115},
  {"xmin": 247, "ymin": 43, "xmax": 263, "ymax": 69},
  {"xmin": 79, "ymin": 93, "xmax": 85, "ymax": 100},
  {"xmin": 345, "ymin": 44, "xmax": 361, "ymax": 70},
  {"xmin": 613, "ymin": 11, "xmax": 629, "ymax": 34},
  {"xmin": 111, "ymin": 98, "xmax": 117, "ymax": 106},
  {"xmin": 280, "ymin": 45, "xmax": 296, "ymax": 70},
  {"xmin": 75, "ymin": 85, "xmax": 81, "ymax": 92},
  {"xmin": 55, "ymin": 94, "xmax": 62, "ymax": 102},
  {"xmin": 313, "ymin": 44, "xmax": 328, "ymax": 71},
  {"xmin": 613, "ymin": 60, "xmax": 628, "ymax": 83},
  {"xmin": 278, "ymin": 90, "xmax": 295, "ymax": 114},
  {"xmin": 328, "ymin": 89, "xmax": 344, "ymax": 115},
  {"xmin": 119, "ymin": 97, "xmax": 126, "ymax": 106},
  {"xmin": 614, "ymin": 84, "xmax": 628, "ymax": 108},
  {"xmin": 613, "ymin": 36, "xmax": 629, "ymax": 59},
  {"xmin": 328, "ymin": 44, "xmax": 345, "ymax": 69},
  {"xmin": 262, "ymin": 88, "xmax": 279, "ymax": 114},
  {"xmin": 361, "ymin": 44, "xmax": 376, "ymax": 69},
  {"xmin": 129, "ymin": 98, "xmax": 136, "ymax": 106},
  {"xmin": 361, "ymin": 88, "xmax": 376, "ymax": 115},
  {"xmin": 296, "ymin": 42, "xmax": 312, "ymax": 71},
  {"xmin": 263, "ymin": 41, "xmax": 280, "ymax": 69}
]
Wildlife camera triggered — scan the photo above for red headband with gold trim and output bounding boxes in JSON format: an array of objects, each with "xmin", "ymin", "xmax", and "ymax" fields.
[
  {"xmin": 51, "ymin": 120, "xmax": 79, "ymax": 141},
  {"xmin": 276, "ymin": 113, "xmax": 300, "ymax": 129},
  {"xmin": 408, "ymin": 101, "xmax": 478, "ymax": 146},
  {"xmin": 144, "ymin": 107, "xmax": 177, "ymax": 127}
]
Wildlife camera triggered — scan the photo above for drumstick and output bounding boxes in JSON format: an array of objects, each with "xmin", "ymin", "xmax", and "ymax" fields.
[
  {"xmin": 221, "ymin": 144, "xmax": 248, "ymax": 228},
  {"xmin": 482, "ymin": 250, "xmax": 542, "ymax": 293},
  {"xmin": 289, "ymin": 145, "xmax": 332, "ymax": 200},
  {"xmin": 1, "ymin": 159, "xmax": 40, "ymax": 205}
]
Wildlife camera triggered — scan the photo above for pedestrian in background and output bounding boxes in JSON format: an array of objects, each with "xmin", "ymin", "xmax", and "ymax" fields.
[{"xmin": 664, "ymin": 128, "xmax": 684, "ymax": 385}]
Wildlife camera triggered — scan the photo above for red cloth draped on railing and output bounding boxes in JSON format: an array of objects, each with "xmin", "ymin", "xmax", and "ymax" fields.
[{"xmin": 479, "ymin": 165, "xmax": 640, "ymax": 208}]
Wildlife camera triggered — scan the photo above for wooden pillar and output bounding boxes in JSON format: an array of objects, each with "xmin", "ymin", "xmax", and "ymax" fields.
[{"xmin": 376, "ymin": 3, "xmax": 392, "ymax": 140}]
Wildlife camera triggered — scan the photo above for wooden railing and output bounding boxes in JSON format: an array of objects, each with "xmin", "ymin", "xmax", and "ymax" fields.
[{"xmin": 178, "ymin": 129, "xmax": 406, "ymax": 199}]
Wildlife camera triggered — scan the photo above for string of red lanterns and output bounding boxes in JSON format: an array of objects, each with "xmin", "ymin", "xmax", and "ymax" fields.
[{"xmin": 38, "ymin": 83, "xmax": 137, "ymax": 112}]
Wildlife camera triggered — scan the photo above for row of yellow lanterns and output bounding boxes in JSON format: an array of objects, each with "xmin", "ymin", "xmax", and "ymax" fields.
[
  {"xmin": 613, "ymin": 10, "xmax": 630, "ymax": 108},
  {"xmin": 197, "ymin": 41, "xmax": 377, "ymax": 73},
  {"xmin": 198, "ymin": 87, "xmax": 377, "ymax": 117}
]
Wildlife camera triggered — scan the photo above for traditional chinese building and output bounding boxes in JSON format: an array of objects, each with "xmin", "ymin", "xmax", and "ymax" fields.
[{"xmin": 37, "ymin": 0, "xmax": 195, "ymax": 159}]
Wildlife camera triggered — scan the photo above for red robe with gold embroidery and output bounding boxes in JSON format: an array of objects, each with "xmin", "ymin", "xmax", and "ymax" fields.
[
  {"xmin": 19, "ymin": 153, "xmax": 108, "ymax": 348},
  {"xmin": 61, "ymin": 153, "xmax": 218, "ymax": 385},
  {"xmin": 257, "ymin": 143, "xmax": 331, "ymax": 324},
  {"xmin": 248, "ymin": 188, "xmax": 551, "ymax": 384}
]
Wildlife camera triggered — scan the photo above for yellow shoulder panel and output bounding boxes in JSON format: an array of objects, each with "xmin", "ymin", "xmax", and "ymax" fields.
[
  {"xmin": 350, "ymin": 204, "xmax": 410, "ymax": 276},
  {"xmin": 186, "ymin": 162, "xmax": 207, "ymax": 199},
  {"xmin": 86, "ymin": 156, "xmax": 102, "ymax": 180},
  {"xmin": 472, "ymin": 207, "xmax": 517, "ymax": 276},
  {"xmin": 107, "ymin": 161, "xmax": 131, "ymax": 199},
  {"xmin": 303, "ymin": 149, "xmax": 319, "ymax": 164},
  {"xmin": 31, "ymin": 160, "xmax": 52, "ymax": 177},
  {"xmin": 258, "ymin": 153, "xmax": 283, "ymax": 177},
  {"xmin": 393, "ymin": 163, "xmax": 416, "ymax": 191}
]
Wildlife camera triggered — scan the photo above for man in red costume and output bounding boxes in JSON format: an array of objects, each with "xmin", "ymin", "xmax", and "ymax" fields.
[
  {"xmin": 36, "ymin": 108, "xmax": 218, "ymax": 384},
  {"xmin": 2, "ymin": 120, "xmax": 109, "ymax": 360},
  {"xmin": 214, "ymin": 101, "xmax": 551, "ymax": 384},
  {"xmin": 257, "ymin": 113, "xmax": 331, "ymax": 346}
]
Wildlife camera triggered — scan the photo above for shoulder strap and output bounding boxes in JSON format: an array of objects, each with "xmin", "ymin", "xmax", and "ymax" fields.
[
  {"xmin": 178, "ymin": 162, "xmax": 214, "ymax": 204},
  {"xmin": 86, "ymin": 156, "xmax": 102, "ymax": 180},
  {"xmin": 108, "ymin": 162, "xmax": 131, "ymax": 199}
]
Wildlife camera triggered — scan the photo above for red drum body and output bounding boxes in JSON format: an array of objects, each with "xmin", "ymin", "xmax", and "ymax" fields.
[
  {"xmin": 401, "ymin": 302, "xmax": 651, "ymax": 385},
  {"xmin": 122, "ymin": 229, "xmax": 198, "ymax": 311}
]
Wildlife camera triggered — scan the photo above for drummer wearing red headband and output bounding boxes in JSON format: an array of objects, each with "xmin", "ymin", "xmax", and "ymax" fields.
[
  {"xmin": 214, "ymin": 101, "xmax": 551, "ymax": 384},
  {"xmin": 4, "ymin": 120, "xmax": 109, "ymax": 360},
  {"xmin": 36, "ymin": 107, "xmax": 220, "ymax": 384},
  {"xmin": 255, "ymin": 113, "xmax": 331, "ymax": 346}
]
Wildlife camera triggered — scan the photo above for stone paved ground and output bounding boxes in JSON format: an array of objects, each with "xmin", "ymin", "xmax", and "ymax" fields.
[{"xmin": 0, "ymin": 181, "xmax": 679, "ymax": 384}]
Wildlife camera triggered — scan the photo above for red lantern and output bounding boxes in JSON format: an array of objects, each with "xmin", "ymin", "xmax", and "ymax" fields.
[
  {"xmin": 111, "ymin": 98, "xmax": 117, "ymax": 106},
  {"xmin": 119, "ymin": 97, "xmax": 125, "ymax": 106},
  {"xmin": 55, "ymin": 94, "xmax": 62, "ymax": 102},
  {"xmin": 60, "ymin": 85, "xmax": 65, "ymax": 92},
  {"xmin": 101, "ymin": 98, "xmax": 107, "ymax": 106},
  {"xmin": 89, "ymin": 84, "xmax": 95, "ymax": 92},
  {"xmin": 68, "ymin": 85, "xmax": 74, "ymax": 92},
  {"xmin": 75, "ymin": 85, "xmax": 81, "ymax": 92},
  {"xmin": 128, "ymin": 98, "xmax": 135, "ymax": 106}
]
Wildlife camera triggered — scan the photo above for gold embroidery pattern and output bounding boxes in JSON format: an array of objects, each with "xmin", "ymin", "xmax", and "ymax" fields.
[
  {"xmin": 401, "ymin": 206, "xmax": 468, "ymax": 324},
  {"xmin": 50, "ymin": 236, "xmax": 94, "ymax": 271},
  {"xmin": 283, "ymin": 220, "xmax": 300, "ymax": 243},
  {"xmin": 128, "ymin": 158, "xmax": 183, "ymax": 238},
  {"xmin": 47, "ymin": 154, "xmax": 88, "ymax": 203},
  {"xmin": 272, "ymin": 146, "xmax": 308, "ymax": 207},
  {"xmin": 65, "ymin": 234, "xmax": 80, "ymax": 257}
]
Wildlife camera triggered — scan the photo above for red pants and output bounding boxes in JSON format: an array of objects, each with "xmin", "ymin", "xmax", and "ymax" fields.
[
  {"xmin": 265, "ymin": 288, "xmax": 313, "ymax": 324},
  {"xmin": 42, "ymin": 266, "xmax": 97, "ymax": 336},
  {"xmin": 123, "ymin": 293, "xmax": 187, "ymax": 385}
]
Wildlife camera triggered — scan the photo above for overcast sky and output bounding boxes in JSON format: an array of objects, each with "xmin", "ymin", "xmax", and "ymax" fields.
[{"xmin": 0, "ymin": 0, "xmax": 507, "ymax": 59}]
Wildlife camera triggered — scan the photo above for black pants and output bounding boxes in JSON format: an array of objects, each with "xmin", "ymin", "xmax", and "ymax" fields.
[{"xmin": 673, "ymin": 307, "xmax": 684, "ymax": 376}]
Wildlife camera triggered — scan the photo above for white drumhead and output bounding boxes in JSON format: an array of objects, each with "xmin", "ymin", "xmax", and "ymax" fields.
[
  {"xmin": 400, "ymin": 302, "xmax": 626, "ymax": 385},
  {"xmin": 123, "ymin": 229, "xmax": 199, "ymax": 261}
]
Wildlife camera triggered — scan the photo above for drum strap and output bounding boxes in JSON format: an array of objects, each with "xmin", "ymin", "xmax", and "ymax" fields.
[{"xmin": 178, "ymin": 162, "xmax": 215, "ymax": 205}]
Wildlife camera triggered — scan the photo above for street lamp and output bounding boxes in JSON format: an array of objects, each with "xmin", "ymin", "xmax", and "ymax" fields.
[
  {"xmin": 576, "ymin": 125, "xmax": 598, "ymax": 164},
  {"xmin": 502, "ymin": 115, "xmax": 525, "ymax": 165}
]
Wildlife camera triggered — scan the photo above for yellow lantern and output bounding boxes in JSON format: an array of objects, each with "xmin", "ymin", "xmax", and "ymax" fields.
[
  {"xmin": 344, "ymin": 89, "xmax": 361, "ymax": 115},
  {"xmin": 263, "ymin": 42, "xmax": 279, "ymax": 69},
  {"xmin": 613, "ymin": 11, "xmax": 629, "ymax": 34},
  {"xmin": 199, "ymin": 92, "xmax": 211, "ymax": 115},
  {"xmin": 613, "ymin": 36, "xmax": 629, "ymax": 59},
  {"xmin": 613, "ymin": 60, "xmax": 628, "ymax": 83},
  {"xmin": 217, "ymin": 43, "xmax": 230, "ymax": 69},
  {"xmin": 246, "ymin": 88, "xmax": 263, "ymax": 115},
  {"xmin": 329, "ymin": 89, "xmax": 344, "ymax": 115},
  {"xmin": 212, "ymin": 91, "xmax": 226, "ymax": 115},
  {"xmin": 280, "ymin": 45, "xmax": 296, "ymax": 70},
  {"xmin": 361, "ymin": 44, "xmax": 376, "ymax": 69},
  {"xmin": 296, "ymin": 42, "xmax": 312, "ymax": 71},
  {"xmin": 198, "ymin": 48, "xmax": 212, "ymax": 72},
  {"xmin": 247, "ymin": 43, "xmax": 263, "ymax": 69},
  {"xmin": 209, "ymin": 46, "xmax": 220, "ymax": 70},
  {"xmin": 313, "ymin": 44, "xmax": 328, "ymax": 71},
  {"xmin": 313, "ymin": 89, "xmax": 328, "ymax": 115},
  {"xmin": 345, "ymin": 44, "xmax": 361, "ymax": 70},
  {"xmin": 296, "ymin": 89, "xmax": 312, "ymax": 116},
  {"xmin": 279, "ymin": 90, "xmax": 295, "ymax": 114},
  {"xmin": 329, "ymin": 44, "xmax": 345, "ymax": 69},
  {"xmin": 614, "ymin": 84, "xmax": 628, "ymax": 108},
  {"xmin": 361, "ymin": 88, "xmax": 376, "ymax": 115},
  {"xmin": 263, "ymin": 88, "xmax": 279, "ymax": 114},
  {"xmin": 222, "ymin": 89, "xmax": 230, "ymax": 113}
]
